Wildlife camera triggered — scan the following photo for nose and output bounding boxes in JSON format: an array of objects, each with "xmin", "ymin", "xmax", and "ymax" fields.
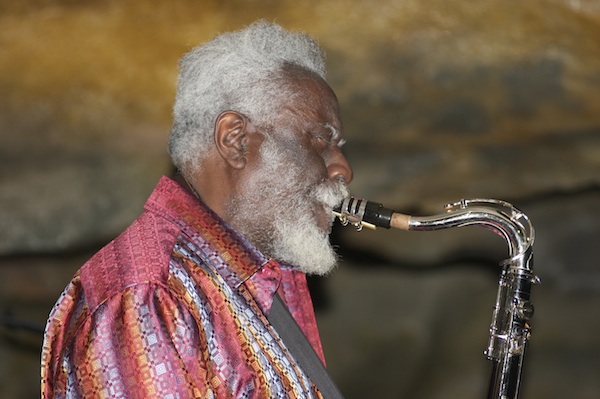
[{"xmin": 327, "ymin": 150, "xmax": 353, "ymax": 184}]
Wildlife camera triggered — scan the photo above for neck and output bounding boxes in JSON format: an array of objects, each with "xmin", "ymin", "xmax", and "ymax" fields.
[
  {"xmin": 172, "ymin": 172, "xmax": 201, "ymax": 200},
  {"xmin": 173, "ymin": 166, "xmax": 238, "ymax": 226}
]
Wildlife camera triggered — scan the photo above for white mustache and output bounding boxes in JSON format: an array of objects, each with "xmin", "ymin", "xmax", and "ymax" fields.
[{"xmin": 313, "ymin": 179, "xmax": 349, "ymax": 209}]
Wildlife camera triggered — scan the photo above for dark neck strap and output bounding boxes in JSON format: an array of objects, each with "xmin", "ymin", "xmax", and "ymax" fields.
[{"xmin": 268, "ymin": 293, "xmax": 345, "ymax": 399}]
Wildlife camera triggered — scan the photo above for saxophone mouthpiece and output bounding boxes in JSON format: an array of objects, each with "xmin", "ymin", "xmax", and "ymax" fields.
[{"xmin": 334, "ymin": 197, "xmax": 399, "ymax": 230}]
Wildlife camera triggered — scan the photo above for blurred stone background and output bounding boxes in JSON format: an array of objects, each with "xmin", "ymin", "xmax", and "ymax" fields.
[{"xmin": 1, "ymin": 0, "xmax": 599, "ymax": 398}]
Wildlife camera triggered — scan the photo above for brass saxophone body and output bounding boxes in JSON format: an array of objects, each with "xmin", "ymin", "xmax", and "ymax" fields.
[{"xmin": 334, "ymin": 197, "xmax": 539, "ymax": 399}]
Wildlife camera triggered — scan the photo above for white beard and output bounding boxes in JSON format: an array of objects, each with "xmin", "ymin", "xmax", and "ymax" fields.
[{"xmin": 227, "ymin": 135, "xmax": 349, "ymax": 275}]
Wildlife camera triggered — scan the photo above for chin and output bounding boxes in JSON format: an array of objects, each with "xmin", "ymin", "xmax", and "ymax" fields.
[{"xmin": 272, "ymin": 216, "xmax": 339, "ymax": 276}]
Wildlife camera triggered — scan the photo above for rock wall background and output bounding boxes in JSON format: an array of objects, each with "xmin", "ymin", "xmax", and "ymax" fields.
[{"xmin": 1, "ymin": 1, "xmax": 598, "ymax": 398}]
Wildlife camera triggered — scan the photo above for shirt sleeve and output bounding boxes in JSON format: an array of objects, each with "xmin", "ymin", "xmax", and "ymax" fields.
[{"xmin": 47, "ymin": 283, "xmax": 211, "ymax": 399}]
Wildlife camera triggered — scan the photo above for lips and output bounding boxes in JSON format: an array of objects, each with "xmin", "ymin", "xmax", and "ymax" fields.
[{"xmin": 311, "ymin": 180, "xmax": 348, "ymax": 232}]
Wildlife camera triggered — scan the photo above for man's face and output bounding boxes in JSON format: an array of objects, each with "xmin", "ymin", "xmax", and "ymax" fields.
[{"xmin": 227, "ymin": 72, "xmax": 353, "ymax": 275}]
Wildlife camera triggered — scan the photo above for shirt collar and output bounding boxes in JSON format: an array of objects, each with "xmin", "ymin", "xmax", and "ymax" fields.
[{"xmin": 144, "ymin": 176, "xmax": 278, "ymax": 293}]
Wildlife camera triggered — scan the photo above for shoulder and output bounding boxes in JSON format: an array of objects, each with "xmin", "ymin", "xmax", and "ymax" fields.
[{"xmin": 79, "ymin": 210, "xmax": 182, "ymax": 312}]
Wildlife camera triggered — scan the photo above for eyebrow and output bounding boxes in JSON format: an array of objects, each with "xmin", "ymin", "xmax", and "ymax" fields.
[{"xmin": 323, "ymin": 123, "xmax": 346, "ymax": 148}]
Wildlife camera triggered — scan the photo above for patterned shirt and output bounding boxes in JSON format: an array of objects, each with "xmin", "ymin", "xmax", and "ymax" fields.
[{"xmin": 41, "ymin": 176, "xmax": 326, "ymax": 399}]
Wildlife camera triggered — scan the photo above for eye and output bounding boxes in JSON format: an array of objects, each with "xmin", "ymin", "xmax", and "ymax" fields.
[
  {"xmin": 308, "ymin": 131, "xmax": 332, "ymax": 152},
  {"xmin": 315, "ymin": 134, "xmax": 330, "ymax": 144},
  {"xmin": 306, "ymin": 124, "xmax": 344, "ymax": 153}
]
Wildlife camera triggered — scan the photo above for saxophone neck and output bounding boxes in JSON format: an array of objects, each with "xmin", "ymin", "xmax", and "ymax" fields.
[
  {"xmin": 336, "ymin": 197, "xmax": 535, "ymax": 267},
  {"xmin": 407, "ymin": 199, "xmax": 534, "ymax": 260}
]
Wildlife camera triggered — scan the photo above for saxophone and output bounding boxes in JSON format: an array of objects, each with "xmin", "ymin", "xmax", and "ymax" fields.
[{"xmin": 334, "ymin": 197, "xmax": 539, "ymax": 399}]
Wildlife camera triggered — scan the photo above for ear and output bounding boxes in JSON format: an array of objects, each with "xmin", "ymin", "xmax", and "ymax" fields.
[{"xmin": 214, "ymin": 111, "xmax": 251, "ymax": 169}]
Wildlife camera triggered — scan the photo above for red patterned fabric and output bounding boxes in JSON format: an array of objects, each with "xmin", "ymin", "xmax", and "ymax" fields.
[{"xmin": 41, "ymin": 176, "xmax": 326, "ymax": 398}]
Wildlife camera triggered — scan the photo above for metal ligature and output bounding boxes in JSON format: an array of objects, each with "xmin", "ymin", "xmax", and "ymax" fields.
[{"xmin": 334, "ymin": 197, "xmax": 539, "ymax": 399}]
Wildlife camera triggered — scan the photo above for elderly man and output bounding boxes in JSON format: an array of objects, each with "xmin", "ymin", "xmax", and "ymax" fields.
[{"xmin": 41, "ymin": 21, "xmax": 352, "ymax": 398}]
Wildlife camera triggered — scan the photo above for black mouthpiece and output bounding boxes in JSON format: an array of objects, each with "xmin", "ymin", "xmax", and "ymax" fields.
[{"xmin": 336, "ymin": 198, "xmax": 394, "ymax": 229}]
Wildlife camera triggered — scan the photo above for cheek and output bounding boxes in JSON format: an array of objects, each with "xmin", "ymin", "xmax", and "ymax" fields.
[
  {"xmin": 299, "ymin": 143, "xmax": 330, "ymax": 179},
  {"xmin": 280, "ymin": 143, "xmax": 328, "ymax": 182},
  {"xmin": 301, "ymin": 152, "xmax": 329, "ymax": 183},
  {"xmin": 274, "ymin": 133, "xmax": 329, "ymax": 183}
]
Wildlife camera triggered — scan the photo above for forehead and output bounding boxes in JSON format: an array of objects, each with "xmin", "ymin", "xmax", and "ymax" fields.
[{"xmin": 279, "ymin": 69, "xmax": 343, "ymax": 130}]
